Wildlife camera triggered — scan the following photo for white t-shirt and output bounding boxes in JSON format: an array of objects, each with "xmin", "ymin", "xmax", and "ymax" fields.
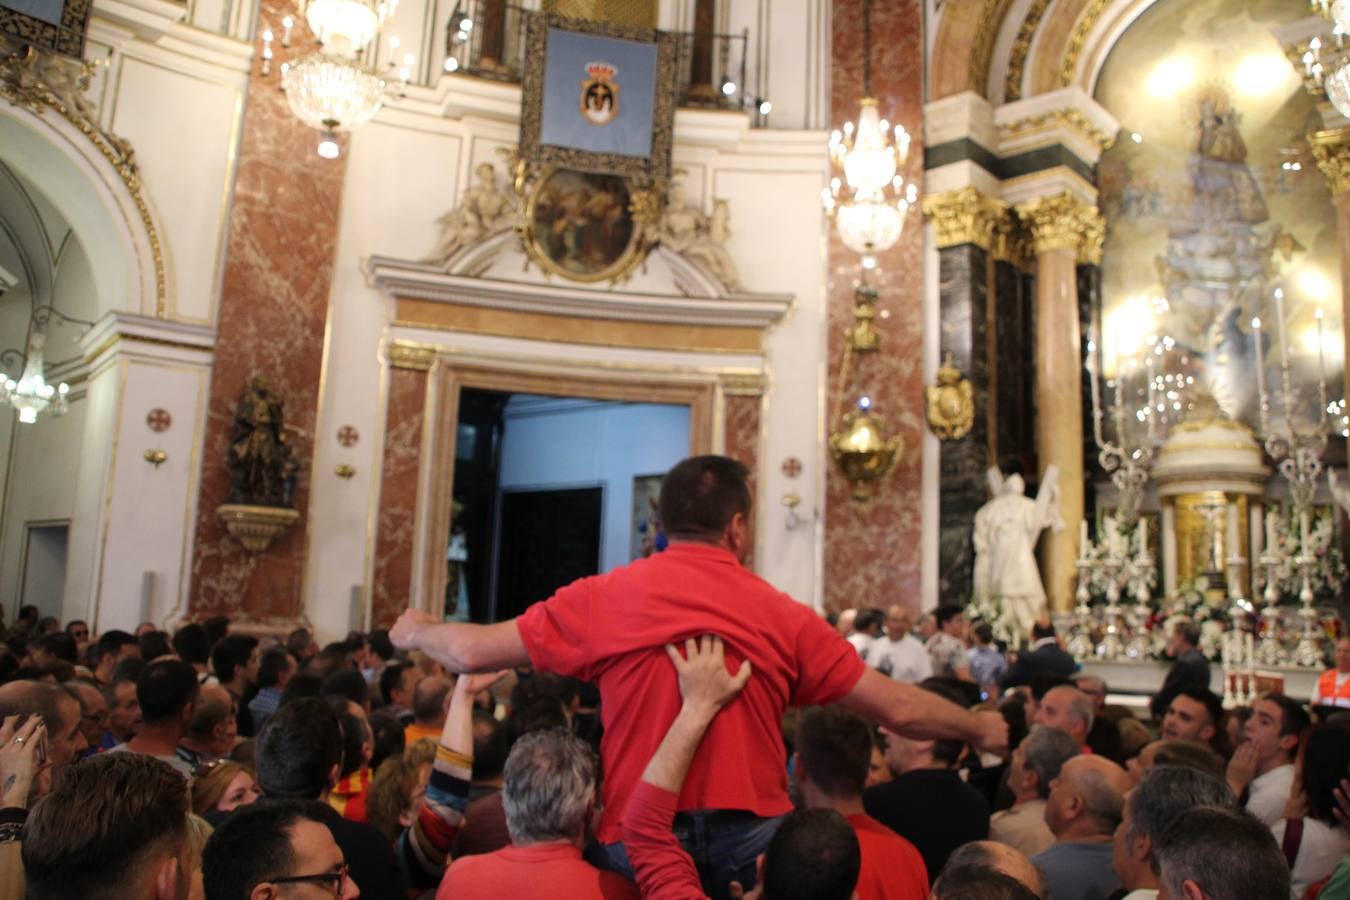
[
  {"xmin": 865, "ymin": 634, "xmax": 932, "ymax": 684},
  {"xmin": 1273, "ymin": 816, "xmax": 1350, "ymax": 899},
  {"xmin": 1246, "ymin": 763, "xmax": 1296, "ymax": 827},
  {"xmin": 847, "ymin": 632, "xmax": 876, "ymax": 659}
]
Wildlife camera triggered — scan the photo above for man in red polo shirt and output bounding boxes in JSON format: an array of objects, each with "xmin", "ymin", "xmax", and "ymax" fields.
[{"xmin": 392, "ymin": 455, "xmax": 1007, "ymax": 896}]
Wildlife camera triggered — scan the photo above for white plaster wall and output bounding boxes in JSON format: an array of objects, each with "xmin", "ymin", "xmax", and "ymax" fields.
[{"xmin": 497, "ymin": 400, "xmax": 691, "ymax": 573}]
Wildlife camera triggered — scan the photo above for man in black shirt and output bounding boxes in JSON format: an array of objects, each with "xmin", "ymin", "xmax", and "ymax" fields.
[{"xmin": 1149, "ymin": 618, "xmax": 1210, "ymax": 721}]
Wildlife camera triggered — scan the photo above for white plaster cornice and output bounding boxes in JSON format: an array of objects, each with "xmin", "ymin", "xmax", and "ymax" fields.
[
  {"xmin": 91, "ymin": 0, "xmax": 186, "ymax": 45},
  {"xmin": 994, "ymin": 86, "xmax": 1120, "ymax": 165},
  {"xmin": 80, "ymin": 310, "xmax": 216, "ymax": 368},
  {"xmin": 925, "ymin": 91, "xmax": 997, "ymax": 152},
  {"xmin": 365, "ymin": 255, "xmax": 793, "ymax": 331}
]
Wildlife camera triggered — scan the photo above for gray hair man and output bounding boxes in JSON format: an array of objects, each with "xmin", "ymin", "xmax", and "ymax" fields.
[
  {"xmin": 1033, "ymin": 685, "xmax": 1094, "ymax": 749},
  {"xmin": 1033, "ymin": 755, "xmax": 1131, "ymax": 900},
  {"xmin": 1153, "ymin": 805, "xmax": 1288, "ymax": 900},
  {"xmin": 439, "ymin": 728, "xmax": 639, "ymax": 898},
  {"xmin": 991, "ymin": 725, "xmax": 1080, "ymax": 857},
  {"xmin": 1113, "ymin": 765, "xmax": 1234, "ymax": 899}
]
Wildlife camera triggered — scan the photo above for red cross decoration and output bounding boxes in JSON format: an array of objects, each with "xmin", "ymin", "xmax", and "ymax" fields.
[
  {"xmin": 146, "ymin": 408, "xmax": 172, "ymax": 433},
  {"xmin": 781, "ymin": 456, "xmax": 802, "ymax": 478},
  {"xmin": 337, "ymin": 425, "xmax": 360, "ymax": 448}
]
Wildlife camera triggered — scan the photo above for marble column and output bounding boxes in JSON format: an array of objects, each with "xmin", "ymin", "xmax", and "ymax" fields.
[
  {"xmin": 1015, "ymin": 192, "xmax": 1102, "ymax": 612},
  {"xmin": 371, "ymin": 363, "xmax": 429, "ymax": 629}
]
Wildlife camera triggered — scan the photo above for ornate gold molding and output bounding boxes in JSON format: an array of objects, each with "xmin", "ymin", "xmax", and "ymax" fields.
[
  {"xmin": 922, "ymin": 187, "xmax": 1011, "ymax": 251},
  {"xmin": 1015, "ymin": 192, "xmax": 1103, "ymax": 257},
  {"xmin": 1004, "ymin": 0, "xmax": 1052, "ymax": 101},
  {"xmin": 1311, "ymin": 127, "xmax": 1350, "ymax": 197},
  {"xmin": 997, "ymin": 108, "xmax": 1115, "ymax": 152},
  {"xmin": 967, "ymin": 0, "xmax": 1007, "ymax": 95},
  {"xmin": 387, "ymin": 341, "xmax": 436, "ymax": 371},
  {"xmin": 1078, "ymin": 205, "xmax": 1105, "ymax": 265},
  {"xmin": 720, "ymin": 373, "xmax": 765, "ymax": 396},
  {"xmin": 1057, "ymin": 0, "xmax": 1111, "ymax": 89},
  {"xmin": 1, "ymin": 44, "xmax": 167, "ymax": 315},
  {"xmin": 990, "ymin": 210, "xmax": 1032, "ymax": 268}
]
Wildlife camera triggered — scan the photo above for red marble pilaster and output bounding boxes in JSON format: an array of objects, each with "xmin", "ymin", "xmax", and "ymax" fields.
[
  {"xmin": 825, "ymin": 0, "xmax": 925, "ymax": 613},
  {"xmin": 188, "ymin": 4, "xmax": 348, "ymax": 621},
  {"xmin": 724, "ymin": 393, "xmax": 760, "ymax": 568},
  {"xmin": 370, "ymin": 368, "xmax": 427, "ymax": 628}
]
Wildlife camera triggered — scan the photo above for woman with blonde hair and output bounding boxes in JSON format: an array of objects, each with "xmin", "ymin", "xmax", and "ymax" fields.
[{"xmin": 191, "ymin": 760, "xmax": 260, "ymax": 817}]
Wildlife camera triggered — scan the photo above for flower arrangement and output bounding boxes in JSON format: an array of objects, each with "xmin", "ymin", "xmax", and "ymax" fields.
[{"xmin": 1258, "ymin": 508, "xmax": 1347, "ymax": 604}]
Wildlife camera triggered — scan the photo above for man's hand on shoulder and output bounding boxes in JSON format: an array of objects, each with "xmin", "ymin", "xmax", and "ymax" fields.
[{"xmin": 390, "ymin": 608, "xmax": 439, "ymax": 651}]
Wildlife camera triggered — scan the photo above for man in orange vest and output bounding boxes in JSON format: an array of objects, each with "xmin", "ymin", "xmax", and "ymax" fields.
[{"xmin": 1312, "ymin": 637, "xmax": 1350, "ymax": 710}]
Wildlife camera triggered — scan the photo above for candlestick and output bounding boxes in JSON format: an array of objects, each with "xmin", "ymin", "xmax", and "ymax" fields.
[
  {"xmin": 1274, "ymin": 290, "xmax": 1289, "ymax": 369},
  {"xmin": 1113, "ymin": 345, "xmax": 1126, "ymax": 444},
  {"xmin": 1079, "ymin": 519, "xmax": 1090, "ymax": 562},
  {"xmin": 1105, "ymin": 516, "xmax": 1120, "ymax": 560},
  {"xmin": 1136, "ymin": 518, "xmax": 1148, "ymax": 561},
  {"xmin": 1252, "ymin": 317, "xmax": 1267, "ymax": 419},
  {"xmin": 1317, "ymin": 308, "xmax": 1329, "ymax": 429},
  {"xmin": 1301, "ymin": 509, "xmax": 1312, "ymax": 555},
  {"xmin": 281, "ymin": 15, "xmax": 293, "ymax": 46},
  {"xmin": 1227, "ymin": 502, "xmax": 1241, "ymax": 564}
]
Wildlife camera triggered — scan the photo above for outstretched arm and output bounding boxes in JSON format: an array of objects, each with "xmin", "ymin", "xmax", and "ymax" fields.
[
  {"xmin": 624, "ymin": 636, "xmax": 752, "ymax": 900},
  {"xmin": 839, "ymin": 667, "xmax": 1008, "ymax": 754},
  {"xmin": 390, "ymin": 609, "xmax": 529, "ymax": 673}
]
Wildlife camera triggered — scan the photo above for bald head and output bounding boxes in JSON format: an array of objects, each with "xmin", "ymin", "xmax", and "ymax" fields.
[
  {"xmin": 945, "ymin": 840, "xmax": 1044, "ymax": 896},
  {"xmin": 413, "ymin": 676, "xmax": 453, "ymax": 724},
  {"xmin": 0, "ymin": 680, "xmax": 85, "ymax": 777},
  {"xmin": 885, "ymin": 605, "xmax": 913, "ymax": 639},
  {"xmin": 1047, "ymin": 755, "xmax": 1131, "ymax": 840}
]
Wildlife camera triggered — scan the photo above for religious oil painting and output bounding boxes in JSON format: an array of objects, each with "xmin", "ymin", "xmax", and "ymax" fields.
[
  {"xmin": 525, "ymin": 168, "xmax": 638, "ymax": 282},
  {"xmin": 631, "ymin": 473, "xmax": 665, "ymax": 560},
  {"xmin": 1095, "ymin": 0, "xmax": 1345, "ymax": 440}
]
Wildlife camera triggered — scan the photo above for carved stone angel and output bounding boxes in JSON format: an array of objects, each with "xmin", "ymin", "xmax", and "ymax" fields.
[
  {"xmin": 656, "ymin": 183, "xmax": 742, "ymax": 293},
  {"xmin": 422, "ymin": 162, "xmax": 520, "ymax": 265}
]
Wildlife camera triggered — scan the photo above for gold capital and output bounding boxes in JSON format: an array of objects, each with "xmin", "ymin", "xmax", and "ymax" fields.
[
  {"xmin": 1311, "ymin": 127, "xmax": 1350, "ymax": 197},
  {"xmin": 1015, "ymin": 192, "xmax": 1103, "ymax": 260},
  {"xmin": 922, "ymin": 187, "xmax": 1011, "ymax": 252}
]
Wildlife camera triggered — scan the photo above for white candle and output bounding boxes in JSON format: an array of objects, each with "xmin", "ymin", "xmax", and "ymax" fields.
[
  {"xmin": 1227, "ymin": 502, "xmax": 1241, "ymax": 562},
  {"xmin": 1317, "ymin": 308, "xmax": 1329, "ymax": 427},
  {"xmin": 1105, "ymin": 516, "xmax": 1120, "ymax": 560},
  {"xmin": 1246, "ymin": 632, "xmax": 1255, "ymax": 672},
  {"xmin": 1266, "ymin": 510, "xmax": 1277, "ymax": 557},
  {"xmin": 1274, "ymin": 289, "xmax": 1290, "ymax": 369},
  {"xmin": 1252, "ymin": 317, "xmax": 1267, "ymax": 406},
  {"xmin": 1079, "ymin": 519, "xmax": 1090, "ymax": 561}
]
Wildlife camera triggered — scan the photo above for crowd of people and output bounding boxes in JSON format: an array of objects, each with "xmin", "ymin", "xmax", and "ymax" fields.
[{"xmin": 0, "ymin": 455, "xmax": 1346, "ymax": 900}]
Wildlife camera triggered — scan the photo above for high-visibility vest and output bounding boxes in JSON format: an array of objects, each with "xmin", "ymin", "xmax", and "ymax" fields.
[{"xmin": 1315, "ymin": 669, "xmax": 1350, "ymax": 707}]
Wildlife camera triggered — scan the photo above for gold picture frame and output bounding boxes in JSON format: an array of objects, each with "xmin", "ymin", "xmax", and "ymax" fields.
[{"xmin": 520, "ymin": 166, "xmax": 653, "ymax": 283}]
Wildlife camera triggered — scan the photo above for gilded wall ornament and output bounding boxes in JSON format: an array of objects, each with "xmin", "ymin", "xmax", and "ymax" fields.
[
  {"xmin": 1015, "ymin": 191, "xmax": 1103, "ymax": 257},
  {"xmin": 922, "ymin": 187, "xmax": 1010, "ymax": 251},
  {"xmin": 1311, "ymin": 127, "xmax": 1350, "ymax": 197},
  {"xmin": 422, "ymin": 162, "xmax": 522, "ymax": 266},
  {"xmin": 1004, "ymin": 0, "xmax": 1052, "ymax": 101},
  {"xmin": 926, "ymin": 352, "xmax": 975, "ymax": 441}
]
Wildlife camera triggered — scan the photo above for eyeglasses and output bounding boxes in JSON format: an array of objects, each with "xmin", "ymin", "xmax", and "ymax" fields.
[{"xmin": 268, "ymin": 864, "xmax": 348, "ymax": 896}]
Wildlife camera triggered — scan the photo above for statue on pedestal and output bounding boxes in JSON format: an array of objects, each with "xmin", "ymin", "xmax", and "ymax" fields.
[
  {"xmin": 227, "ymin": 376, "xmax": 291, "ymax": 508},
  {"xmin": 973, "ymin": 465, "xmax": 1063, "ymax": 644}
]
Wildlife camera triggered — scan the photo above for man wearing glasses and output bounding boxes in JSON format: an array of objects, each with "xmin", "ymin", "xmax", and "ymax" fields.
[{"xmin": 203, "ymin": 800, "xmax": 360, "ymax": 899}]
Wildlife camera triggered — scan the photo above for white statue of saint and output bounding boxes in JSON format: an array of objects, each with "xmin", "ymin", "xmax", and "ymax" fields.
[{"xmin": 972, "ymin": 465, "xmax": 1064, "ymax": 645}]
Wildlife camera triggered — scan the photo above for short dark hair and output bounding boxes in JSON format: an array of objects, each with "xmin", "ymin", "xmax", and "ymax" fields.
[
  {"xmin": 366, "ymin": 709, "xmax": 406, "ymax": 770},
  {"xmin": 795, "ymin": 706, "xmax": 871, "ymax": 798},
  {"xmin": 257, "ymin": 647, "xmax": 294, "ymax": 689},
  {"xmin": 413, "ymin": 677, "xmax": 452, "ymax": 722},
  {"xmin": 368, "ymin": 629, "xmax": 394, "ymax": 662},
  {"xmin": 212, "ymin": 635, "xmax": 258, "ymax": 683},
  {"xmin": 187, "ymin": 688, "xmax": 233, "ymax": 741},
  {"xmin": 761, "ymin": 808, "xmax": 860, "ymax": 900},
  {"xmin": 137, "ymin": 631, "xmax": 173, "ymax": 661},
  {"xmin": 1302, "ymin": 723, "xmax": 1350, "ymax": 824},
  {"xmin": 201, "ymin": 615, "xmax": 231, "ymax": 648},
  {"xmin": 472, "ymin": 710, "xmax": 510, "ymax": 781},
  {"xmin": 285, "ymin": 628, "xmax": 313, "ymax": 659},
  {"xmin": 136, "ymin": 658, "xmax": 199, "ymax": 724},
  {"xmin": 1172, "ymin": 619, "xmax": 1202, "ymax": 647},
  {"xmin": 972, "ymin": 621, "xmax": 994, "ymax": 644},
  {"xmin": 172, "ymin": 624, "xmax": 211, "ymax": 666},
  {"xmin": 202, "ymin": 799, "xmax": 329, "ymax": 900},
  {"xmin": 321, "ymin": 668, "xmax": 369, "ymax": 708},
  {"xmin": 279, "ymin": 671, "xmax": 323, "ymax": 708},
  {"xmin": 92, "ymin": 630, "xmax": 137, "ymax": 666},
  {"xmin": 0, "ymin": 680, "xmax": 79, "ymax": 734},
  {"xmin": 380, "ymin": 661, "xmax": 413, "ymax": 706},
  {"xmin": 935, "ymin": 604, "xmax": 965, "ymax": 628},
  {"xmin": 1149, "ymin": 740, "xmax": 1226, "ymax": 780},
  {"xmin": 1031, "ymin": 621, "xmax": 1056, "ymax": 640},
  {"xmin": 1155, "ymin": 805, "xmax": 1288, "ymax": 900},
  {"xmin": 23, "ymin": 753, "xmax": 188, "ymax": 900},
  {"xmin": 1262, "ymin": 692, "xmax": 1311, "ymax": 739},
  {"xmin": 324, "ymin": 696, "xmax": 368, "ymax": 779},
  {"xmin": 657, "ymin": 455, "xmax": 752, "ymax": 540},
  {"xmin": 256, "ymin": 697, "xmax": 342, "ymax": 800},
  {"xmin": 1172, "ymin": 686, "xmax": 1223, "ymax": 727},
  {"xmin": 1129, "ymin": 766, "xmax": 1235, "ymax": 872},
  {"xmin": 30, "ymin": 631, "xmax": 77, "ymax": 664},
  {"xmin": 64, "ymin": 619, "xmax": 87, "ymax": 636},
  {"xmin": 854, "ymin": 608, "xmax": 884, "ymax": 634}
]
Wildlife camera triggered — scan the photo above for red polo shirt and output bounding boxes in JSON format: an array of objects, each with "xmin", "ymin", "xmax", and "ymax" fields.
[{"xmin": 517, "ymin": 542, "xmax": 866, "ymax": 843}]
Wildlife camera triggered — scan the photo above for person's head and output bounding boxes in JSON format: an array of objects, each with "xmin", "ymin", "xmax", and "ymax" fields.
[
  {"xmin": 278, "ymin": 671, "xmax": 323, "ymax": 708},
  {"xmin": 36, "ymin": 615, "xmax": 58, "ymax": 634},
  {"xmin": 0, "ymin": 679, "xmax": 86, "ymax": 778},
  {"xmin": 1045, "ymin": 755, "xmax": 1130, "ymax": 840},
  {"xmin": 138, "ymin": 658, "xmax": 201, "ymax": 731},
  {"xmin": 285, "ymin": 628, "xmax": 316, "ymax": 663},
  {"xmin": 1300, "ymin": 722, "xmax": 1350, "ymax": 825},
  {"xmin": 321, "ymin": 668, "xmax": 369, "ymax": 711},
  {"xmin": 971, "ymin": 621, "xmax": 995, "ymax": 648},
  {"xmin": 201, "ymin": 616, "xmax": 230, "ymax": 649},
  {"xmin": 793, "ymin": 706, "xmax": 871, "ymax": 802},
  {"xmin": 881, "ymin": 682, "xmax": 967, "ymax": 774},
  {"xmin": 92, "ymin": 630, "xmax": 140, "ymax": 672},
  {"xmin": 211, "ymin": 635, "xmax": 260, "ymax": 688},
  {"xmin": 1335, "ymin": 637, "xmax": 1350, "ymax": 673},
  {"xmin": 1127, "ymin": 739, "xmax": 1226, "ymax": 785},
  {"xmin": 1034, "ymin": 685, "xmax": 1093, "ymax": 744},
  {"xmin": 326, "ymin": 697, "xmax": 371, "ymax": 779},
  {"xmin": 935, "ymin": 604, "xmax": 967, "ymax": 638},
  {"xmin": 64, "ymin": 677, "xmax": 109, "ymax": 749},
  {"xmin": 853, "ymin": 608, "xmax": 884, "ymax": 638},
  {"xmin": 472, "ymin": 709, "xmax": 509, "ymax": 782},
  {"xmin": 29, "ymin": 631, "xmax": 77, "ymax": 667},
  {"xmin": 1223, "ymin": 705, "xmax": 1252, "ymax": 750},
  {"xmin": 884, "ymin": 605, "xmax": 914, "ymax": 639},
  {"xmin": 502, "ymin": 728, "xmax": 597, "ymax": 846},
  {"xmin": 380, "ymin": 661, "xmax": 420, "ymax": 710},
  {"xmin": 202, "ymin": 799, "xmax": 358, "ymax": 900},
  {"xmin": 935, "ymin": 841, "xmax": 1044, "ymax": 899},
  {"xmin": 1166, "ymin": 618, "xmax": 1202, "ymax": 655},
  {"xmin": 915, "ymin": 613, "xmax": 937, "ymax": 639},
  {"xmin": 865, "ymin": 734, "xmax": 892, "ymax": 789},
  {"xmin": 65, "ymin": 619, "xmax": 90, "ymax": 643},
  {"xmin": 413, "ymin": 675, "xmax": 452, "ymax": 725},
  {"xmin": 1162, "ymin": 688, "xmax": 1224, "ymax": 750},
  {"xmin": 105, "ymin": 676, "xmax": 142, "ymax": 742},
  {"xmin": 759, "ymin": 808, "xmax": 860, "ymax": 900},
  {"xmin": 343, "ymin": 632, "xmax": 371, "ymax": 671},
  {"xmin": 1243, "ymin": 693, "xmax": 1309, "ymax": 770},
  {"xmin": 186, "ymin": 684, "xmax": 238, "ymax": 757},
  {"xmin": 138, "ymin": 630, "xmax": 173, "ymax": 662},
  {"xmin": 192, "ymin": 760, "xmax": 260, "ymax": 816},
  {"xmin": 368, "ymin": 630, "xmax": 394, "ymax": 666},
  {"xmin": 1031, "ymin": 620, "xmax": 1056, "ymax": 642},
  {"xmin": 657, "ymin": 455, "xmax": 752, "ymax": 556},
  {"xmin": 171, "ymin": 624, "xmax": 211, "ymax": 667},
  {"xmin": 256, "ymin": 647, "xmax": 296, "ymax": 691},
  {"xmin": 23, "ymin": 752, "xmax": 190, "ymax": 900},
  {"xmin": 1153, "ymin": 805, "xmax": 1289, "ymax": 900},
  {"xmin": 16, "ymin": 604, "xmax": 38, "ymax": 626},
  {"xmin": 365, "ymin": 755, "xmax": 432, "ymax": 843},
  {"xmin": 366, "ymin": 708, "xmax": 406, "ymax": 770},
  {"xmin": 1008, "ymin": 724, "xmax": 1080, "ymax": 802},
  {"xmin": 1070, "ymin": 674, "xmax": 1107, "ymax": 714},
  {"xmin": 834, "ymin": 608, "xmax": 856, "ymax": 638},
  {"xmin": 255, "ymin": 697, "xmax": 343, "ymax": 801},
  {"xmin": 1113, "ymin": 765, "xmax": 1235, "ymax": 891}
]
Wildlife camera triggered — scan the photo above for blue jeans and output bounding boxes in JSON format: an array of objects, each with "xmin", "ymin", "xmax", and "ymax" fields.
[{"xmin": 591, "ymin": 810, "xmax": 785, "ymax": 900}]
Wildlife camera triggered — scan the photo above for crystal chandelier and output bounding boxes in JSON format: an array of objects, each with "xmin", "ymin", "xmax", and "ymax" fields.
[
  {"xmin": 1, "ymin": 307, "xmax": 86, "ymax": 425},
  {"xmin": 1304, "ymin": 4, "xmax": 1350, "ymax": 117},
  {"xmin": 261, "ymin": 0, "xmax": 409, "ymax": 158}
]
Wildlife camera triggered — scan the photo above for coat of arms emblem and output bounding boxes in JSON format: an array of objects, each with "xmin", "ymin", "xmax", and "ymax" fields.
[{"xmin": 580, "ymin": 61, "xmax": 619, "ymax": 125}]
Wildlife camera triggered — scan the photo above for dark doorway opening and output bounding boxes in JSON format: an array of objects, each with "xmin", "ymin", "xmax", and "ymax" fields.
[{"xmin": 494, "ymin": 486, "xmax": 603, "ymax": 621}]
